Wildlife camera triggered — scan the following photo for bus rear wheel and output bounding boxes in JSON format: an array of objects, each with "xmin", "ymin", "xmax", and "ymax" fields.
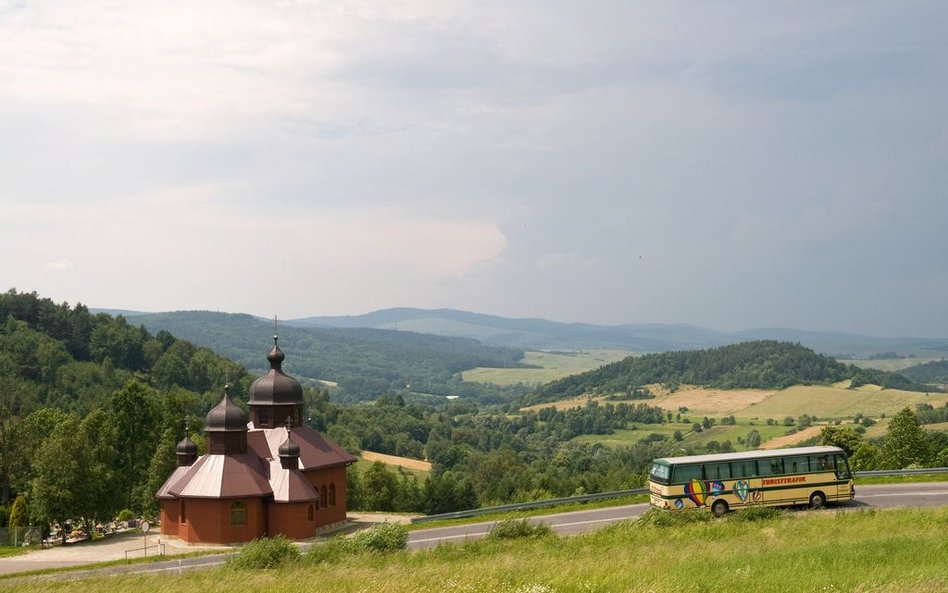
[
  {"xmin": 809, "ymin": 491, "xmax": 826, "ymax": 510},
  {"xmin": 711, "ymin": 500, "xmax": 729, "ymax": 517}
]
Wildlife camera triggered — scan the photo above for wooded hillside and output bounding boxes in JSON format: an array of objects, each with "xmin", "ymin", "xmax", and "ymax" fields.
[{"xmin": 527, "ymin": 341, "xmax": 928, "ymax": 405}]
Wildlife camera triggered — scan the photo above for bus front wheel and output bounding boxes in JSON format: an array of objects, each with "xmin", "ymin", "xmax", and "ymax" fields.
[
  {"xmin": 711, "ymin": 500, "xmax": 729, "ymax": 517},
  {"xmin": 809, "ymin": 491, "xmax": 826, "ymax": 510}
]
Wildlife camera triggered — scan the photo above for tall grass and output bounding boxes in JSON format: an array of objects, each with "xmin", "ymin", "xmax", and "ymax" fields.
[{"xmin": 6, "ymin": 508, "xmax": 947, "ymax": 593}]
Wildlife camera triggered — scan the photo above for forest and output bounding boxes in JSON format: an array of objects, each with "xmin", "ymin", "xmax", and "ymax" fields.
[
  {"xmin": 134, "ymin": 311, "xmax": 529, "ymax": 404},
  {"xmin": 526, "ymin": 340, "xmax": 929, "ymax": 406}
]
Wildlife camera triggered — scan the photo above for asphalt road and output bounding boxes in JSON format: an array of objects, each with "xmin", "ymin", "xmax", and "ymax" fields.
[{"xmin": 5, "ymin": 481, "xmax": 948, "ymax": 582}]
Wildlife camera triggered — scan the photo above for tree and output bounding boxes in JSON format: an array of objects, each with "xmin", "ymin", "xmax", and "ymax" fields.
[
  {"xmin": 31, "ymin": 412, "xmax": 121, "ymax": 542},
  {"xmin": 140, "ymin": 428, "xmax": 179, "ymax": 518},
  {"xmin": 109, "ymin": 381, "xmax": 160, "ymax": 511},
  {"xmin": 819, "ymin": 426, "xmax": 863, "ymax": 456},
  {"xmin": 879, "ymin": 407, "xmax": 931, "ymax": 469},
  {"xmin": 31, "ymin": 414, "xmax": 85, "ymax": 543},
  {"xmin": 9, "ymin": 494, "xmax": 27, "ymax": 545},
  {"xmin": 745, "ymin": 429, "xmax": 761, "ymax": 449}
]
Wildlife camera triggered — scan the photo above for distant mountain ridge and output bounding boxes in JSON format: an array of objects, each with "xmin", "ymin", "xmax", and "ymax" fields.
[{"xmin": 287, "ymin": 308, "xmax": 948, "ymax": 356}]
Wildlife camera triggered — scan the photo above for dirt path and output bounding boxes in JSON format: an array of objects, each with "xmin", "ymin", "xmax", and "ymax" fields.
[
  {"xmin": 361, "ymin": 451, "xmax": 432, "ymax": 472},
  {"xmin": 760, "ymin": 425, "xmax": 823, "ymax": 449}
]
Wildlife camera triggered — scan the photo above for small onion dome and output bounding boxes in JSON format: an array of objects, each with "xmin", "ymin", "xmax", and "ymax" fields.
[
  {"xmin": 176, "ymin": 435, "xmax": 198, "ymax": 456},
  {"xmin": 204, "ymin": 385, "xmax": 249, "ymax": 432},
  {"xmin": 249, "ymin": 336, "xmax": 304, "ymax": 406},
  {"xmin": 278, "ymin": 434, "xmax": 301, "ymax": 459},
  {"xmin": 278, "ymin": 429, "xmax": 301, "ymax": 470}
]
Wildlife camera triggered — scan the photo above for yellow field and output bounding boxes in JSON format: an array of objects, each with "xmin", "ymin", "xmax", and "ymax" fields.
[
  {"xmin": 527, "ymin": 382, "xmax": 948, "ymax": 422},
  {"xmin": 758, "ymin": 425, "xmax": 824, "ymax": 449},
  {"xmin": 462, "ymin": 350, "xmax": 630, "ymax": 386},
  {"xmin": 361, "ymin": 451, "xmax": 432, "ymax": 473},
  {"xmin": 737, "ymin": 384, "xmax": 948, "ymax": 419}
]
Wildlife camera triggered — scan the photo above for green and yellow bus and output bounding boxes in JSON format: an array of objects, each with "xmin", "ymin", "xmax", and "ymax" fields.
[{"xmin": 648, "ymin": 445, "xmax": 854, "ymax": 516}]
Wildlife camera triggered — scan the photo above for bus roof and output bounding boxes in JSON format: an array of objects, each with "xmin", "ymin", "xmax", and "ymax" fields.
[{"xmin": 652, "ymin": 445, "xmax": 844, "ymax": 466}]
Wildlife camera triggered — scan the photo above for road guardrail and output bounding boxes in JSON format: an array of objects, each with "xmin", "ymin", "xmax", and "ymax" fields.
[{"xmin": 409, "ymin": 467, "xmax": 948, "ymax": 524}]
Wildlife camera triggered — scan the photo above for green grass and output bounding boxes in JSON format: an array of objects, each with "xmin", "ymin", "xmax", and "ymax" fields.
[
  {"xmin": 0, "ymin": 549, "xmax": 224, "ymax": 580},
  {"xmin": 408, "ymin": 495, "xmax": 649, "ymax": 530},
  {"xmin": 462, "ymin": 350, "xmax": 631, "ymax": 386},
  {"xmin": 855, "ymin": 473, "xmax": 948, "ymax": 485},
  {"xmin": 571, "ymin": 420, "xmax": 791, "ymax": 451},
  {"xmin": 9, "ymin": 508, "xmax": 946, "ymax": 592},
  {"xmin": 0, "ymin": 547, "xmax": 29, "ymax": 559}
]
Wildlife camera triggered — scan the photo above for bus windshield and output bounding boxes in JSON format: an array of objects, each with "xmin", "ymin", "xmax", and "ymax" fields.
[{"xmin": 650, "ymin": 462, "xmax": 670, "ymax": 483}]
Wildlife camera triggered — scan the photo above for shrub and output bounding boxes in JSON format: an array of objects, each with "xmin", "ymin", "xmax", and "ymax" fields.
[
  {"xmin": 305, "ymin": 538, "xmax": 350, "ymax": 565},
  {"xmin": 348, "ymin": 522, "xmax": 409, "ymax": 553},
  {"xmin": 227, "ymin": 536, "xmax": 300, "ymax": 570},
  {"xmin": 116, "ymin": 509, "xmax": 135, "ymax": 522},
  {"xmin": 487, "ymin": 518, "xmax": 551, "ymax": 540},
  {"xmin": 635, "ymin": 508, "xmax": 712, "ymax": 528},
  {"xmin": 731, "ymin": 506, "xmax": 784, "ymax": 522},
  {"xmin": 305, "ymin": 522, "xmax": 409, "ymax": 565}
]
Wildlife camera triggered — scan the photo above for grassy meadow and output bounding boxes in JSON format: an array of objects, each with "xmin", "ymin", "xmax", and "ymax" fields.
[
  {"xmin": 462, "ymin": 350, "xmax": 631, "ymax": 386},
  {"xmin": 9, "ymin": 508, "xmax": 947, "ymax": 593}
]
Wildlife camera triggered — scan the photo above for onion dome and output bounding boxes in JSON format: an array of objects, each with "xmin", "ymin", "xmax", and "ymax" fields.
[
  {"xmin": 176, "ymin": 435, "xmax": 198, "ymax": 456},
  {"xmin": 205, "ymin": 385, "xmax": 249, "ymax": 432},
  {"xmin": 278, "ymin": 425, "xmax": 301, "ymax": 470},
  {"xmin": 249, "ymin": 336, "xmax": 304, "ymax": 406}
]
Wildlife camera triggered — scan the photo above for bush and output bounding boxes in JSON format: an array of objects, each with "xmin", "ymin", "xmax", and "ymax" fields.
[
  {"xmin": 348, "ymin": 522, "xmax": 409, "ymax": 553},
  {"xmin": 116, "ymin": 509, "xmax": 135, "ymax": 522},
  {"xmin": 487, "ymin": 518, "xmax": 552, "ymax": 540},
  {"xmin": 635, "ymin": 508, "xmax": 712, "ymax": 528},
  {"xmin": 306, "ymin": 538, "xmax": 350, "ymax": 565},
  {"xmin": 305, "ymin": 522, "xmax": 409, "ymax": 565},
  {"xmin": 227, "ymin": 536, "xmax": 300, "ymax": 570},
  {"xmin": 731, "ymin": 506, "xmax": 784, "ymax": 522}
]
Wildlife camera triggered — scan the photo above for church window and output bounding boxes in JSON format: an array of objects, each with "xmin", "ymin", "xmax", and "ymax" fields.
[
  {"xmin": 230, "ymin": 501, "xmax": 247, "ymax": 526},
  {"xmin": 329, "ymin": 483, "xmax": 336, "ymax": 506},
  {"xmin": 308, "ymin": 504, "xmax": 314, "ymax": 521},
  {"xmin": 320, "ymin": 485, "xmax": 327, "ymax": 508}
]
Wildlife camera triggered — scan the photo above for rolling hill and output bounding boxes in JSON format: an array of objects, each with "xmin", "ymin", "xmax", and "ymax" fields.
[
  {"xmin": 525, "ymin": 341, "xmax": 931, "ymax": 406},
  {"xmin": 129, "ymin": 311, "xmax": 528, "ymax": 403}
]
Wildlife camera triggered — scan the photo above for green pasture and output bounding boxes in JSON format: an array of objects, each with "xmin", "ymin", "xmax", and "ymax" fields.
[
  {"xmin": 571, "ymin": 420, "xmax": 792, "ymax": 451},
  {"xmin": 462, "ymin": 350, "xmax": 630, "ymax": 386},
  {"xmin": 13, "ymin": 508, "xmax": 946, "ymax": 593}
]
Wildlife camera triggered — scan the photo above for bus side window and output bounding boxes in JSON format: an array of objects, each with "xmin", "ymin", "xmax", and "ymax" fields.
[
  {"xmin": 786, "ymin": 456, "xmax": 809, "ymax": 473},
  {"xmin": 707, "ymin": 462, "xmax": 731, "ymax": 480},
  {"xmin": 673, "ymin": 464, "xmax": 703, "ymax": 484},
  {"xmin": 811, "ymin": 455, "xmax": 830, "ymax": 471},
  {"xmin": 757, "ymin": 458, "xmax": 784, "ymax": 476},
  {"xmin": 731, "ymin": 461, "xmax": 756, "ymax": 478}
]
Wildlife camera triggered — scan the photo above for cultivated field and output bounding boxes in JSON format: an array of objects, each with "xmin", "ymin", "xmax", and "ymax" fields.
[
  {"xmin": 354, "ymin": 453, "xmax": 431, "ymax": 480},
  {"xmin": 840, "ymin": 357, "xmax": 942, "ymax": 372},
  {"xmin": 462, "ymin": 350, "xmax": 630, "ymax": 386}
]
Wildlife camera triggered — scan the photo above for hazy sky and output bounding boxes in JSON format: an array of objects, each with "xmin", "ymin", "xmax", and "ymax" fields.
[{"xmin": 2, "ymin": 1, "xmax": 946, "ymax": 336}]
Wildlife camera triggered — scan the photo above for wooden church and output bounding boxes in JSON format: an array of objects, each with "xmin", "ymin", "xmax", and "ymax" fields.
[{"xmin": 157, "ymin": 337, "xmax": 356, "ymax": 544}]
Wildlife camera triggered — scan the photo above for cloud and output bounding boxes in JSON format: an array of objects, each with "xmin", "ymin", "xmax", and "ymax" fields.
[{"xmin": 1, "ymin": 1, "xmax": 947, "ymax": 335}]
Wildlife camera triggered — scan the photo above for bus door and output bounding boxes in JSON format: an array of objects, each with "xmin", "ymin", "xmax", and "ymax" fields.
[{"xmin": 834, "ymin": 454, "xmax": 853, "ymax": 501}]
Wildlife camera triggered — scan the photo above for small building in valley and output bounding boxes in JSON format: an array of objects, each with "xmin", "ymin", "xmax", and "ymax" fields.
[{"xmin": 156, "ymin": 337, "xmax": 356, "ymax": 544}]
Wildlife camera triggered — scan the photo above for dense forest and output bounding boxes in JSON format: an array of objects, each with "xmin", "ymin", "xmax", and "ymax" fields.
[
  {"xmin": 527, "ymin": 341, "xmax": 929, "ymax": 406},
  {"xmin": 0, "ymin": 290, "xmax": 248, "ymax": 525},
  {"xmin": 133, "ymin": 311, "xmax": 529, "ymax": 404},
  {"xmin": 898, "ymin": 359, "xmax": 948, "ymax": 384}
]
